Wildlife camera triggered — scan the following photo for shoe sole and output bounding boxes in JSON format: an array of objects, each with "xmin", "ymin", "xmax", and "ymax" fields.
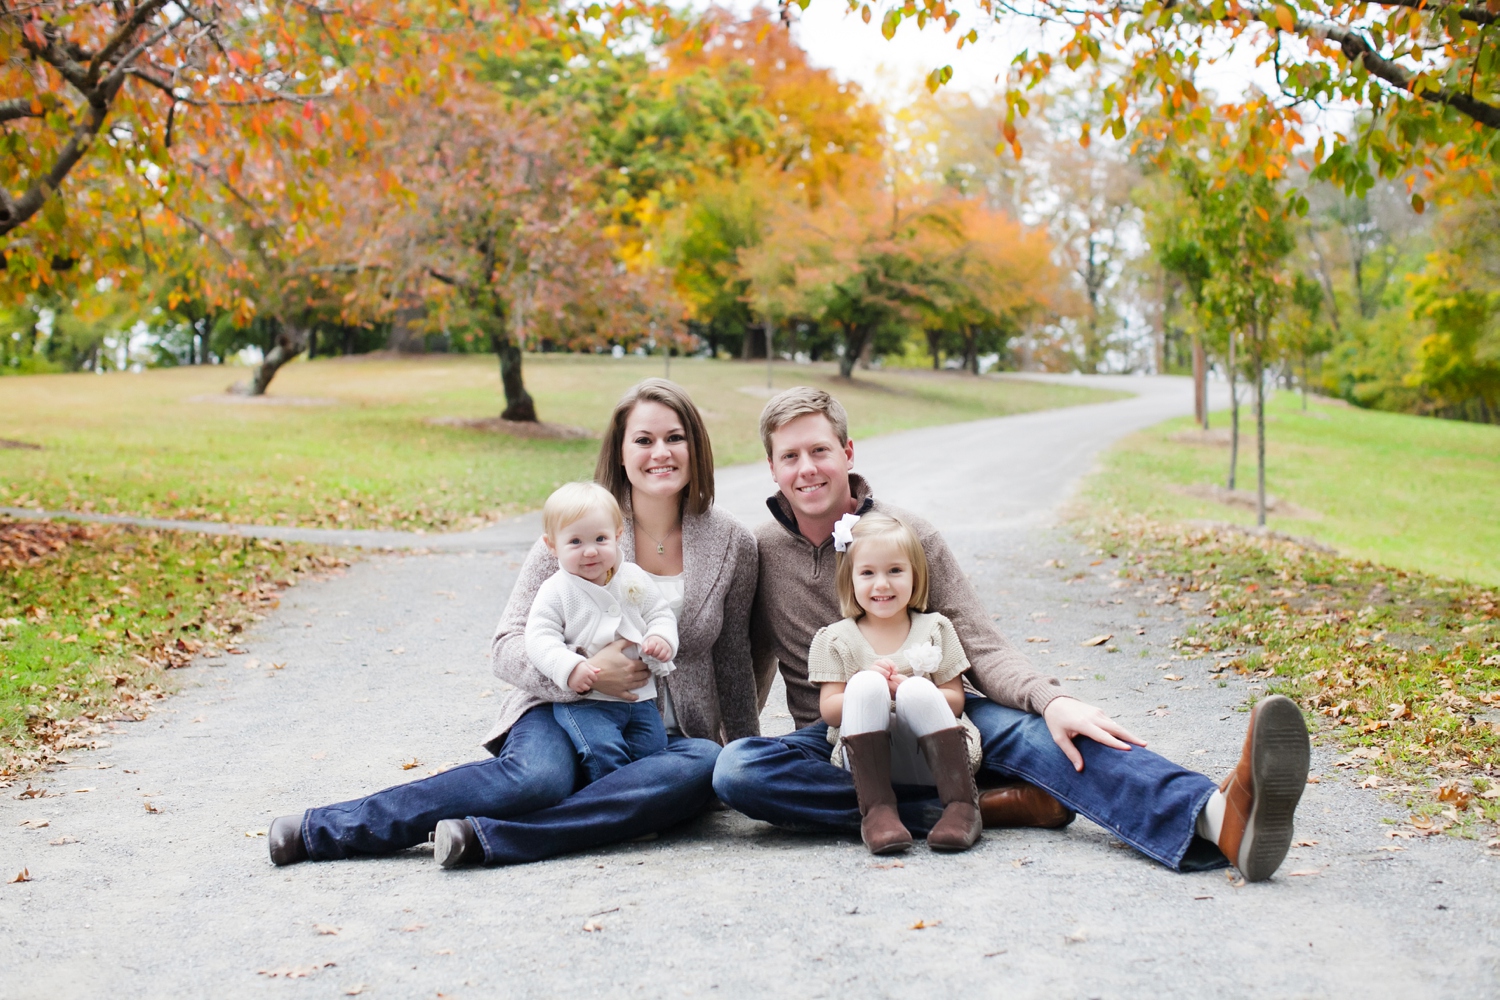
[
  {"xmin": 434, "ymin": 821, "xmax": 471, "ymax": 869},
  {"xmin": 1238, "ymin": 695, "xmax": 1310, "ymax": 882},
  {"xmin": 866, "ymin": 838, "xmax": 913, "ymax": 855}
]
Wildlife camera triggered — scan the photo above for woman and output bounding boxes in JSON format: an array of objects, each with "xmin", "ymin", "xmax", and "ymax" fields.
[{"xmin": 268, "ymin": 379, "xmax": 760, "ymax": 867}]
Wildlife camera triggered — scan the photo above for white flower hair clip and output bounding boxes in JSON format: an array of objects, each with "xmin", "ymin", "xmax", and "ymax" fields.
[
  {"xmin": 831, "ymin": 513, "xmax": 861, "ymax": 552},
  {"xmin": 906, "ymin": 643, "xmax": 942, "ymax": 678}
]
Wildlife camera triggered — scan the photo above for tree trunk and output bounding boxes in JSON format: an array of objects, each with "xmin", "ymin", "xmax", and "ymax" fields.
[
  {"xmin": 1301, "ymin": 353, "xmax": 1310, "ymax": 411},
  {"xmin": 838, "ymin": 326, "xmax": 867, "ymax": 379},
  {"xmin": 1226, "ymin": 329, "xmax": 1239, "ymax": 491},
  {"xmin": 926, "ymin": 329, "xmax": 942, "ymax": 370},
  {"xmin": 492, "ymin": 333, "xmax": 537, "ymax": 422},
  {"xmin": 1192, "ymin": 335, "xmax": 1207, "ymax": 429},
  {"xmin": 1254, "ymin": 321, "xmax": 1267, "ymax": 527},
  {"xmin": 964, "ymin": 327, "xmax": 978, "ymax": 375},
  {"xmin": 242, "ymin": 318, "xmax": 309, "ymax": 396},
  {"xmin": 856, "ymin": 336, "xmax": 873, "ymax": 371}
]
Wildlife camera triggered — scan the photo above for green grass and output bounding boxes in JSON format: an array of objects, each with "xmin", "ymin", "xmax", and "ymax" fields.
[
  {"xmin": 1, "ymin": 520, "xmax": 326, "ymax": 775},
  {"xmin": 0, "ymin": 354, "xmax": 1120, "ymax": 531},
  {"xmin": 1084, "ymin": 391, "xmax": 1500, "ymax": 586}
]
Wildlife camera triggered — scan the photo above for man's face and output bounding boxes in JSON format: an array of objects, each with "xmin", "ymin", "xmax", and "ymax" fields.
[{"xmin": 767, "ymin": 413, "xmax": 855, "ymax": 524}]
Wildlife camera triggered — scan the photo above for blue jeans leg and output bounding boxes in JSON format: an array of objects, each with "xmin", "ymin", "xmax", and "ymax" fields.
[
  {"xmin": 301, "ymin": 706, "xmax": 577, "ymax": 860},
  {"xmin": 469, "ymin": 735, "xmax": 720, "ymax": 866},
  {"xmin": 712, "ymin": 723, "xmax": 948, "ymax": 837},
  {"xmin": 964, "ymin": 696, "xmax": 1225, "ymax": 871},
  {"xmin": 553, "ymin": 701, "xmax": 668, "ymax": 785}
]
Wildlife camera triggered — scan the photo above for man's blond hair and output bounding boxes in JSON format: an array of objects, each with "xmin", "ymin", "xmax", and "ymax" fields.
[
  {"xmin": 758, "ymin": 386, "xmax": 849, "ymax": 457},
  {"xmin": 542, "ymin": 482, "xmax": 623, "ymax": 541}
]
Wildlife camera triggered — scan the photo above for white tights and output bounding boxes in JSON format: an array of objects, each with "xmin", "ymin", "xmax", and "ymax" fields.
[{"xmin": 840, "ymin": 671, "xmax": 960, "ymax": 786}]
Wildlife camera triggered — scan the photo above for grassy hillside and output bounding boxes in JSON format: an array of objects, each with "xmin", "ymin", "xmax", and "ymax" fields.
[
  {"xmin": 1084, "ymin": 391, "xmax": 1500, "ymax": 586},
  {"xmin": 0, "ymin": 354, "xmax": 1120, "ymax": 531}
]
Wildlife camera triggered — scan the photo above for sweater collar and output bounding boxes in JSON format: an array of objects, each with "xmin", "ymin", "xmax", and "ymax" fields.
[{"xmin": 765, "ymin": 473, "xmax": 875, "ymax": 545}]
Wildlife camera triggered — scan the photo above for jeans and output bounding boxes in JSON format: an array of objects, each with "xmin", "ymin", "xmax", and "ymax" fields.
[
  {"xmin": 470, "ymin": 734, "xmax": 720, "ymax": 866},
  {"xmin": 553, "ymin": 700, "xmax": 668, "ymax": 784},
  {"xmin": 302, "ymin": 705, "xmax": 718, "ymax": 865},
  {"xmin": 713, "ymin": 695, "xmax": 1226, "ymax": 872}
]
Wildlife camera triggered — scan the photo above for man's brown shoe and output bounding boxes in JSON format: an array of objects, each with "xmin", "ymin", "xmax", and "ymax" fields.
[
  {"xmin": 842, "ymin": 732, "xmax": 914, "ymax": 855},
  {"xmin": 1218, "ymin": 694, "xmax": 1310, "ymax": 882},
  {"xmin": 268, "ymin": 814, "xmax": 308, "ymax": 866},
  {"xmin": 978, "ymin": 783, "xmax": 1075, "ymax": 830}
]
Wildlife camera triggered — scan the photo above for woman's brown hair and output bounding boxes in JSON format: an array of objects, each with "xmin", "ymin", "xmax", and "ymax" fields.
[{"xmin": 595, "ymin": 378, "xmax": 715, "ymax": 517}]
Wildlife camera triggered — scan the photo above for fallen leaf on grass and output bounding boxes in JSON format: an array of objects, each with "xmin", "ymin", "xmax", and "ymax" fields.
[
  {"xmin": 870, "ymin": 860, "xmax": 905, "ymax": 870},
  {"xmin": 582, "ymin": 920, "xmax": 604, "ymax": 933},
  {"xmin": 1482, "ymin": 789, "xmax": 1500, "ymax": 800},
  {"xmin": 1081, "ymin": 634, "xmax": 1113, "ymax": 647},
  {"xmin": 313, "ymin": 924, "xmax": 340, "ymax": 936},
  {"xmin": 400, "ymin": 758, "xmax": 421, "ymax": 771},
  {"xmin": 49, "ymin": 835, "xmax": 80, "ymax": 846},
  {"xmin": 257, "ymin": 963, "xmax": 336, "ymax": 979},
  {"xmin": 910, "ymin": 919, "xmax": 942, "ymax": 930},
  {"xmin": 9, "ymin": 868, "xmax": 31, "ymax": 883},
  {"xmin": 1359, "ymin": 775, "xmax": 1382, "ymax": 789},
  {"xmin": 18, "ymin": 818, "xmax": 49, "ymax": 829},
  {"xmin": 1437, "ymin": 784, "xmax": 1472, "ymax": 810}
]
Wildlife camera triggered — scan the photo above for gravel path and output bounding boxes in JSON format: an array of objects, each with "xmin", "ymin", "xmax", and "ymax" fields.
[{"xmin": 4, "ymin": 375, "xmax": 1496, "ymax": 998}]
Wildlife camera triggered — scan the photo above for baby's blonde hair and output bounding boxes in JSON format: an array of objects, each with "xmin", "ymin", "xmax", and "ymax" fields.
[
  {"xmin": 834, "ymin": 512, "xmax": 930, "ymax": 619},
  {"xmin": 543, "ymin": 481, "xmax": 623, "ymax": 541}
]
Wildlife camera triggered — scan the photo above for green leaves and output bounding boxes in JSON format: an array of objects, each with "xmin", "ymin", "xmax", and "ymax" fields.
[
  {"xmin": 925, "ymin": 65, "xmax": 953, "ymax": 93},
  {"xmin": 881, "ymin": 7, "xmax": 902, "ymax": 40}
]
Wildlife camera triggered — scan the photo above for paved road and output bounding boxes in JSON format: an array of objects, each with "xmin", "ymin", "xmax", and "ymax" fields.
[{"xmin": 4, "ymin": 375, "xmax": 1496, "ymax": 998}]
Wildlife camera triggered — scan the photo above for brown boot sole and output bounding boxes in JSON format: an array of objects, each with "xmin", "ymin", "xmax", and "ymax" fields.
[{"xmin": 1238, "ymin": 695, "xmax": 1310, "ymax": 882}]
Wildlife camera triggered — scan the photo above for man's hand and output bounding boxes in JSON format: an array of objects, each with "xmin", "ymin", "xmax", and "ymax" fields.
[
  {"xmin": 587, "ymin": 638, "xmax": 649, "ymax": 701},
  {"xmin": 1042, "ymin": 696, "xmax": 1147, "ymax": 772},
  {"xmin": 639, "ymin": 635, "xmax": 673, "ymax": 662},
  {"xmin": 566, "ymin": 661, "xmax": 599, "ymax": 694}
]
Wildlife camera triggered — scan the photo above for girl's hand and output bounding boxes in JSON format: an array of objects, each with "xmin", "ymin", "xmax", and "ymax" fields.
[
  {"xmin": 587, "ymin": 639, "xmax": 650, "ymax": 701},
  {"xmin": 871, "ymin": 658, "xmax": 898, "ymax": 678},
  {"xmin": 1042, "ymin": 696, "xmax": 1148, "ymax": 771},
  {"xmin": 639, "ymin": 635, "xmax": 673, "ymax": 661},
  {"xmin": 567, "ymin": 661, "xmax": 599, "ymax": 694},
  {"xmin": 886, "ymin": 672, "xmax": 906, "ymax": 697}
]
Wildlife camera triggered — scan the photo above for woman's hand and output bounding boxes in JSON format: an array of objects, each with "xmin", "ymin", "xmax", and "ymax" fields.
[
  {"xmin": 1042, "ymin": 696, "xmax": 1148, "ymax": 772},
  {"xmin": 586, "ymin": 639, "xmax": 651, "ymax": 701}
]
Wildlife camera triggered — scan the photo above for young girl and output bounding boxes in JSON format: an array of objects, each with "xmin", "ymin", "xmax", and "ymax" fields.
[{"xmin": 807, "ymin": 511, "xmax": 983, "ymax": 855}]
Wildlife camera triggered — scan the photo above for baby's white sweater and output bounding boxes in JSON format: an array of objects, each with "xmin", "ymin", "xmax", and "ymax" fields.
[{"xmin": 524, "ymin": 562, "xmax": 678, "ymax": 702}]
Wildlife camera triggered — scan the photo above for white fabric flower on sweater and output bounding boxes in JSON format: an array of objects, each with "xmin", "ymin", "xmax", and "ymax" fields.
[
  {"xmin": 906, "ymin": 642, "xmax": 942, "ymax": 678},
  {"xmin": 831, "ymin": 513, "xmax": 861, "ymax": 553},
  {"xmin": 621, "ymin": 577, "xmax": 645, "ymax": 606}
]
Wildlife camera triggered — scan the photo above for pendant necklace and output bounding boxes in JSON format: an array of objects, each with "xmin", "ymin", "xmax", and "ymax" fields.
[{"xmin": 636, "ymin": 520, "xmax": 677, "ymax": 556}]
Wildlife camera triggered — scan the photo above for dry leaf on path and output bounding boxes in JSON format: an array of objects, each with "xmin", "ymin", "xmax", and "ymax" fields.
[
  {"xmin": 910, "ymin": 919, "xmax": 942, "ymax": 930},
  {"xmin": 72, "ymin": 787, "xmax": 94, "ymax": 793},
  {"xmin": 144, "ymin": 801, "xmax": 161, "ymax": 813},
  {"xmin": 870, "ymin": 860, "xmax": 905, "ymax": 870},
  {"xmin": 1287, "ymin": 869, "xmax": 1323, "ymax": 877},
  {"xmin": 1064, "ymin": 929, "xmax": 1088, "ymax": 944},
  {"xmin": 1081, "ymin": 634, "xmax": 1113, "ymax": 647},
  {"xmin": 9, "ymin": 868, "xmax": 31, "ymax": 883},
  {"xmin": 257, "ymin": 963, "xmax": 336, "ymax": 979},
  {"xmin": 1293, "ymin": 839, "xmax": 1318, "ymax": 847},
  {"xmin": 400, "ymin": 923, "xmax": 426, "ymax": 933},
  {"xmin": 19, "ymin": 818, "xmax": 49, "ymax": 829},
  {"xmin": 314, "ymin": 924, "xmax": 340, "ymax": 936},
  {"xmin": 1163, "ymin": 674, "xmax": 1184, "ymax": 681},
  {"xmin": 582, "ymin": 920, "xmax": 603, "ymax": 932},
  {"xmin": 245, "ymin": 829, "xmax": 267, "ymax": 838},
  {"xmin": 400, "ymin": 758, "xmax": 420, "ymax": 770},
  {"xmin": 243, "ymin": 659, "xmax": 260, "ymax": 670},
  {"xmin": 344, "ymin": 986, "xmax": 366, "ymax": 996},
  {"xmin": 1025, "ymin": 636, "xmax": 1050, "ymax": 643},
  {"xmin": 50, "ymin": 835, "xmax": 81, "ymax": 845}
]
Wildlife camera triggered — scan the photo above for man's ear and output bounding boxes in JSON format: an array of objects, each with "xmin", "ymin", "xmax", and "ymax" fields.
[{"xmin": 843, "ymin": 438, "xmax": 855, "ymax": 465}]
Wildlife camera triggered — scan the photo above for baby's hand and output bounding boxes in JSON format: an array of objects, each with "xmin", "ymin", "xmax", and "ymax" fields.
[
  {"xmin": 567, "ymin": 661, "xmax": 599, "ymax": 694},
  {"xmin": 640, "ymin": 635, "xmax": 673, "ymax": 662}
]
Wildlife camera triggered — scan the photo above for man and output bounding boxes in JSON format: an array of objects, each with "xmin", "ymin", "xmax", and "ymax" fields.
[{"xmin": 713, "ymin": 387, "xmax": 1310, "ymax": 881}]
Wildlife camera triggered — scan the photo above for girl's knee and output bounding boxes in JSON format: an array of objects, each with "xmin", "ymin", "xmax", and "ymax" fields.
[
  {"xmin": 895, "ymin": 675, "xmax": 941, "ymax": 705},
  {"xmin": 846, "ymin": 669, "xmax": 890, "ymax": 700}
]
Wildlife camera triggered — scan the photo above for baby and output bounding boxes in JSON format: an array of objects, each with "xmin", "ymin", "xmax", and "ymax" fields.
[{"xmin": 526, "ymin": 482, "xmax": 678, "ymax": 783}]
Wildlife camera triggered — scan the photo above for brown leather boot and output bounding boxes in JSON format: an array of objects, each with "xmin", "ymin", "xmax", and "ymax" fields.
[
  {"xmin": 918, "ymin": 727, "xmax": 983, "ymax": 852},
  {"xmin": 978, "ymin": 783, "xmax": 1076, "ymax": 829},
  {"xmin": 842, "ymin": 732, "xmax": 913, "ymax": 855},
  {"xmin": 1217, "ymin": 694, "xmax": 1310, "ymax": 882}
]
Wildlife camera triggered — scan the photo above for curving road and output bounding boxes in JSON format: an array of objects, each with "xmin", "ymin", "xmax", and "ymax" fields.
[{"xmin": 3, "ymin": 374, "xmax": 1495, "ymax": 999}]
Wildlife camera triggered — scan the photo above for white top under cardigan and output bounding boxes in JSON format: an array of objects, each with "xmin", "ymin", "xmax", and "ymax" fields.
[
  {"xmin": 647, "ymin": 571, "xmax": 686, "ymax": 734},
  {"xmin": 525, "ymin": 561, "xmax": 678, "ymax": 702}
]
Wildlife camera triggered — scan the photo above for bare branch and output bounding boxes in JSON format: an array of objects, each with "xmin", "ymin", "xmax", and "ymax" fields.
[
  {"xmin": 87, "ymin": 0, "xmax": 170, "ymax": 85},
  {"xmin": 0, "ymin": 96, "xmax": 47, "ymax": 123}
]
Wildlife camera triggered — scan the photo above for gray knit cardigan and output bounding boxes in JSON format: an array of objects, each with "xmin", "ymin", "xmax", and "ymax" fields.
[{"xmin": 482, "ymin": 503, "xmax": 761, "ymax": 753}]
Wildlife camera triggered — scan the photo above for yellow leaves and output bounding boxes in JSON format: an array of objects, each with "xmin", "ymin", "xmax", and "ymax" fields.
[
  {"xmin": 881, "ymin": 8, "xmax": 901, "ymax": 39},
  {"xmin": 861, "ymin": 3, "xmax": 871, "ymax": 23},
  {"xmin": 1273, "ymin": 4, "xmax": 1296, "ymax": 32}
]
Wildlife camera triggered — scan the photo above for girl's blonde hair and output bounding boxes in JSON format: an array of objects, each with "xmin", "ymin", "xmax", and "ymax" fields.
[
  {"xmin": 543, "ymin": 481, "xmax": 624, "ymax": 541},
  {"xmin": 834, "ymin": 512, "xmax": 930, "ymax": 619}
]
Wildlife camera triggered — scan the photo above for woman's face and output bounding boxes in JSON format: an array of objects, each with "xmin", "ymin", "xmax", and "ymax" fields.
[{"xmin": 621, "ymin": 400, "xmax": 691, "ymax": 504}]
